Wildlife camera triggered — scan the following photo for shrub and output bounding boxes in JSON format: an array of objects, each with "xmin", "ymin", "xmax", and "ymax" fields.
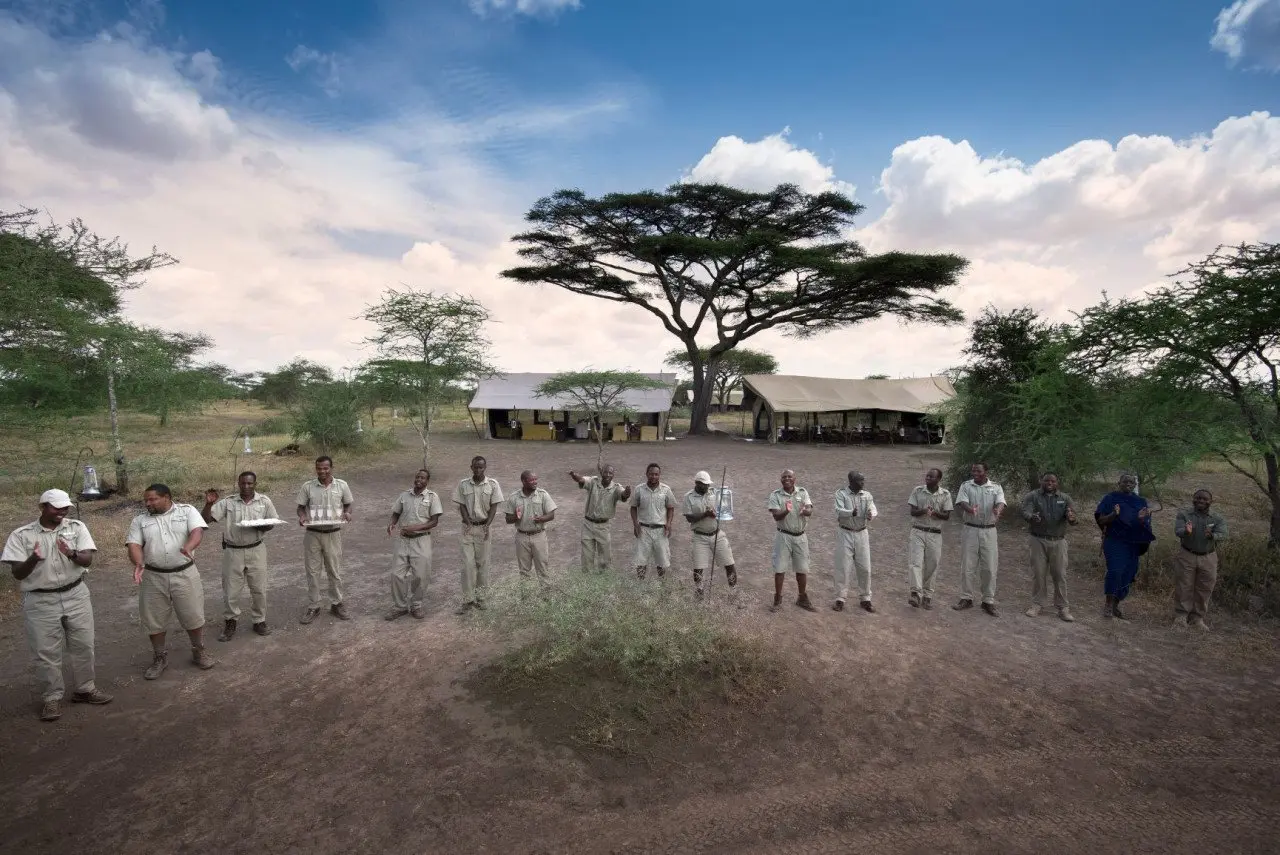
[
  {"xmin": 291, "ymin": 384, "xmax": 364, "ymax": 451},
  {"xmin": 1131, "ymin": 533, "xmax": 1280, "ymax": 616},
  {"xmin": 249, "ymin": 414, "xmax": 292, "ymax": 436}
]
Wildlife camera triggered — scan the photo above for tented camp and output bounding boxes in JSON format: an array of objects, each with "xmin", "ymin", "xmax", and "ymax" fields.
[
  {"xmin": 681, "ymin": 388, "xmax": 744, "ymax": 410},
  {"xmin": 469, "ymin": 372, "xmax": 678, "ymax": 442},
  {"xmin": 740, "ymin": 374, "xmax": 955, "ymax": 444}
]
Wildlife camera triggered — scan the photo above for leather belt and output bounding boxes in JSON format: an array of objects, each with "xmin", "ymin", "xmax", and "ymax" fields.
[
  {"xmin": 693, "ymin": 530, "xmax": 720, "ymax": 537},
  {"xmin": 31, "ymin": 575, "xmax": 85, "ymax": 594},
  {"xmin": 1035, "ymin": 534, "xmax": 1065, "ymax": 541},
  {"xmin": 839, "ymin": 525, "xmax": 867, "ymax": 532},
  {"xmin": 913, "ymin": 526, "xmax": 942, "ymax": 534},
  {"xmin": 401, "ymin": 531, "xmax": 430, "ymax": 539},
  {"xmin": 585, "ymin": 516, "xmax": 609, "ymax": 524},
  {"xmin": 1182, "ymin": 545, "xmax": 1213, "ymax": 556},
  {"xmin": 640, "ymin": 523, "xmax": 665, "ymax": 529},
  {"xmin": 965, "ymin": 523, "xmax": 996, "ymax": 528},
  {"xmin": 778, "ymin": 529, "xmax": 805, "ymax": 536},
  {"xmin": 222, "ymin": 540, "xmax": 264, "ymax": 550},
  {"xmin": 145, "ymin": 560, "xmax": 194, "ymax": 573},
  {"xmin": 517, "ymin": 529, "xmax": 544, "ymax": 536},
  {"xmin": 307, "ymin": 527, "xmax": 341, "ymax": 534}
]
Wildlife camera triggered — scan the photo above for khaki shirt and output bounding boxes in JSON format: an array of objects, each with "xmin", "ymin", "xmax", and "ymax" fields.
[
  {"xmin": 580, "ymin": 476, "xmax": 627, "ymax": 521},
  {"xmin": 505, "ymin": 488, "xmax": 557, "ymax": 534},
  {"xmin": 2, "ymin": 518, "xmax": 97, "ymax": 592},
  {"xmin": 629, "ymin": 482, "xmax": 676, "ymax": 525},
  {"xmin": 208, "ymin": 493, "xmax": 280, "ymax": 546},
  {"xmin": 126, "ymin": 503, "xmax": 207, "ymax": 569},
  {"xmin": 392, "ymin": 489, "xmax": 443, "ymax": 528},
  {"xmin": 768, "ymin": 487, "xmax": 813, "ymax": 534},
  {"xmin": 1020, "ymin": 489, "xmax": 1076, "ymax": 538},
  {"xmin": 681, "ymin": 489, "xmax": 720, "ymax": 535},
  {"xmin": 956, "ymin": 479, "xmax": 1006, "ymax": 525},
  {"xmin": 907, "ymin": 485, "xmax": 954, "ymax": 521},
  {"xmin": 452, "ymin": 477, "xmax": 504, "ymax": 523},
  {"xmin": 1175, "ymin": 508, "xmax": 1228, "ymax": 554},
  {"xmin": 835, "ymin": 488, "xmax": 878, "ymax": 531},
  {"xmin": 296, "ymin": 478, "xmax": 353, "ymax": 523}
]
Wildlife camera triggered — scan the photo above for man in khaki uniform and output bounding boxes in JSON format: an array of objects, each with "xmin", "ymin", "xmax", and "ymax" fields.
[
  {"xmin": 295, "ymin": 455, "xmax": 354, "ymax": 624},
  {"xmin": 906, "ymin": 468, "xmax": 953, "ymax": 610},
  {"xmin": 385, "ymin": 468, "xmax": 443, "ymax": 621},
  {"xmin": 569, "ymin": 465, "xmax": 631, "ymax": 572},
  {"xmin": 954, "ymin": 462, "xmax": 1006, "ymax": 617},
  {"xmin": 768, "ymin": 469, "xmax": 815, "ymax": 612},
  {"xmin": 629, "ymin": 462, "xmax": 676, "ymax": 579},
  {"xmin": 452, "ymin": 455, "xmax": 503, "ymax": 613},
  {"xmin": 3, "ymin": 489, "xmax": 113, "ymax": 722},
  {"xmin": 126, "ymin": 483, "xmax": 215, "ymax": 679},
  {"xmin": 833, "ymin": 471, "xmax": 878, "ymax": 613},
  {"xmin": 504, "ymin": 470, "xmax": 557, "ymax": 583},
  {"xmin": 1172, "ymin": 489, "xmax": 1229, "ymax": 631},
  {"xmin": 1020, "ymin": 472, "xmax": 1078, "ymax": 622},
  {"xmin": 202, "ymin": 471, "xmax": 280, "ymax": 641},
  {"xmin": 680, "ymin": 470, "xmax": 737, "ymax": 598}
]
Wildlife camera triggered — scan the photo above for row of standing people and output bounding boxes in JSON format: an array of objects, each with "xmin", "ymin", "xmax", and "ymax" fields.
[{"xmin": 4, "ymin": 457, "xmax": 1229, "ymax": 722}]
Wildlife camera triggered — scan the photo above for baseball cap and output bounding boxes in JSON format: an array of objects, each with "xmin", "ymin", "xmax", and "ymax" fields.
[
  {"xmin": 40, "ymin": 489, "xmax": 74, "ymax": 509},
  {"xmin": 694, "ymin": 471, "xmax": 713, "ymax": 485}
]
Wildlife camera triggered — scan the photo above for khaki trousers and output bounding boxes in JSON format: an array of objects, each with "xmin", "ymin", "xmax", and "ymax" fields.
[
  {"xmin": 303, "ymin": 530, "xmax": 344, "ymax": 608},
  {"xmin": 1028, "ymin": 535, "xmax": 1069, "ymax": 609},
  {"xmin": 772, "ymin": 530, "xmax": 810, "ymax": 574},
  {"xmin": 959, "ymin": 525, "xmax": 999, "ymax": 605},
  {"xmin": 139, "ymin": 567, "xmax": 206, "ymax": 633},
  {"xmin": 460, "ymin": 525, "xmax": 491, "ymax": 604},
  {"xmin": 907, "ymin": 527, "xmax": 943, "ymax": 598},
  {"xmin": 834, "ymin": 527, "xmax": 871, "ymax": 602},
  {"xmin": 391, "ymin": 535, "xmax": 433, "ymax": 610},
  {"xmin": 23, "ymin": 583, "xmax": 97, "ymax": 702},
  {"xmin": 1173, "ymin": 548, "xmax": 1219, "ymax": 621},
  {"xmin": 515, "ymin": 530, "xmax": 551, "ymax": 582},
  {"xmin": 633, "ymin": 526, "xmax": 671, "ymax": 569},
  {"xmin": 691, "ymin": 530, "xmax": 734, "ymax": 570},
  {"xmin": 580, "ymin": 519, "xmax": 612, "ymax": 572},
  {"xmin": 222, "ymin": 543, "xmax": 269, "ymax": 622}
]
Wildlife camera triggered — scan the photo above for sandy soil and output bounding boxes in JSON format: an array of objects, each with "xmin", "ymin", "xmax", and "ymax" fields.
[{"xmin": 1, "ymin": 434, "xmax": 1277, "ymax": 854}]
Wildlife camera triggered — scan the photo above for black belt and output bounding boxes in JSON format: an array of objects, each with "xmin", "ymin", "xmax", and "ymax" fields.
[
  {"xmin": 965, "ymin": 523, "xmax": 996, "ymax": 529},
  {"xmin": 31, "ymin": 575, "xmax": 85, "ymax": 594},
  {"xmin": 640, "ymin": 523, "xmax": 665, "ymax": 529},
  {"xmin": 517, "ymin": 530, "xmax": 544, "ymax": 536},
  {"xmin": 778, "ymin": 529, "xmax": 805, "ymax": 536},
  {"xmin": 693, "ymin": 530, "xmax": 721, "ymax": 537},
  {"xmin": 401, "ymin": 531, "xmax": 430, "ymax": 539},
  {"xmin": 145, "ymin": 560, "xmax": 194, "ymax": 574},
  {"xmin": 222, "ymin": 540, "xmax": 264, "ymax": 550},
  {"xmin": 913, "ymin": 526, "xmax": 942, "ymax": 534},
  {"xmin": 1182, "ymin": 545, "xmax": 1214, "ymax": 556},
  {"xmin": 839, "ymin": 525, "xmax": 867, "ymax": 532},
  {"xmin": 1034, "ymin": 534, "xmax": 1065, "ymax": 541},
  {"xmin": 585, "ymin": 516, "xmax": 609, "ymax": 524},
  {"xmin": 307, "ymin": 527, "xmax": 341, "ymax": 534}
]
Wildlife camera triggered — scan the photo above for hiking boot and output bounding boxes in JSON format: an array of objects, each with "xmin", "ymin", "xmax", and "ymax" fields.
[
  {"xmin": 409, "ymin": 605, "xmax": 426, "ymax": 620},
  {"xmin": 1058, "ymin": 608, "xmax": 1075, "ymax": 623},
  {"xmin": 253, "ymin": 621, "xmax": 272, "ymax": 636},
  {"xmin": 330, "ymin": 603, "xmax": 350, "ymax": 621},
  {"xmin": 953, "ymin": 599, "xmax": 973, "ymax": 611},
  {"xmin": 981, "ymin": 602, "xmax": 999, "ymax": 618},
  {"xmin": 384, "ymin": 608, "xmax": 409, "ymax": 621},
  {"xmin": 726, "ymin": 569, "xmax": 738, "ymax": 587},
  {"xmin": 300, "ymin": 607, "xmax": 322, "ymax": 625},
  {"xmin": 860, "ymin": 601, "xmax": 875, "ymax": 614},
  {"xmin": 909, "ymin": 592, "xmax": 921, "ymax": 608},
  {"xmin": 192, "ymin": 646, "xmax": 216, "ymax": 670},
  {"xmin": 218, "ymin": 619, "xmax": 237, "ymax": 642},
  {"xmin": 636, "ymin": 568, "xmax": 647, "ymax": 580},
  {"xmin": 144, "ymin": 652, "xmax": 168, "ymax": 680},
  {"xmin": 40, "ymin": 699, "xmax": 61, "ymax": 722},
  {"xmin": 1024, "ymin": 605, "xmax": 1042, "ymax": 617},
  {"xmin": 71, "ymin": 689, "xmax": 113, "ymax": 705},
  {"xmin": 1172, "ymin": 614, "xmax": 1188, "ymax": 629},
  {"xmin": 797, "ymin": 594, "xmax": 817, "ymax": 613},
  {"xmin": 922, "ymin": 597, "xmax": 934, "ymax": 610},
  {"xmin": 456, "ymin": 601, "xmax": 475, "ymax": 615},
  {"xmin": 833, "ymin": 600, "xmax": 845, "ymax": 612},
  {"xmin": 1112, "ymin": 605, "xmax": 1130, "ymax": 621},
  {"xmin": 1191, "ymin": 619, "xmax": 1210, "ymax": 632}
]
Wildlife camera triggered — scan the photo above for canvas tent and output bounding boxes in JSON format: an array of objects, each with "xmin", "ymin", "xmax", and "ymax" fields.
[
  {"xmin": 683, "ymin": 388, "xmax": 744, "ymax": 409},
  {"xmin": 740, "ymin": 374, "xmax": 955, "ymax": 444},
  {"xmin": 469, "ymin": 372, "xmax": 678, "ymax": 442}
]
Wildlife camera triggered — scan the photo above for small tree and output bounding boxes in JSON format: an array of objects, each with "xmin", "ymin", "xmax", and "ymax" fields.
[
  {"xmin": 251, "ymin": 358, "xmax": 334, "ymax": 408},
  {"xmin": 665, "ymin": 347, "xmax": 777, "ymax": 411},
  {"xmin": 534, "ymin": 370, "xmax": 670, "ymax": 469},
  {"xmin": 358, "ymin": 287, "xmax": 495, "ymax": 467}
]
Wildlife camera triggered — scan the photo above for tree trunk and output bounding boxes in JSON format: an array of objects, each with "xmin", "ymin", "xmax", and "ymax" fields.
[
  {"xmin": 1265, "ymin": 451, "xmax": 1279, "ymax": 549},
  {"xmin": 108, "ymin": 368, "xmax": 129, "ymax": 495},
  {"xmin": 688, "ymin": 359, "xmax": 716, "ymax": 435}
]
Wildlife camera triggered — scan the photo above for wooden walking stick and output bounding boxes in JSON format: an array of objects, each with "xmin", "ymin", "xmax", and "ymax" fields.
[{"xmin": 705, "ymin": 465, "xmax": 728, "ymax": 598}]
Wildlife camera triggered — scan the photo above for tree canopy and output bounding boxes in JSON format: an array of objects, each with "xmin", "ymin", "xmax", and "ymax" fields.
[
  {"xmin": 665, "ymin": 346, "xmax": 776, "ymax": 410},
  {"xmin": 534, "ymin": 370, "xmax": 669, "ymax": 468},
  {"xmin": 502, "ymin": 182, "xmax": 967, "ymax": 434}
]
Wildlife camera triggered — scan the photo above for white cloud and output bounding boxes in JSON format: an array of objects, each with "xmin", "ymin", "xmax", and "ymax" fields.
[
  {"xmin": 469, "ymin": 0, "xmax": 582, "ymax": 17},
  {"xmin": 285, "ymin": 44, "xmax": 341, "ymax": 97},
  {"xmin": 684, "ymin": 129, "xmax": 856, "ymax": 197},
  {"xmin": 1211, "ymin": 0, "xmax": 1280, "ymax": 70}
]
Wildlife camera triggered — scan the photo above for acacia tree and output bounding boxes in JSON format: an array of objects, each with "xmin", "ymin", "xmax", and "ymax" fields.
[
  {"xmin": 665, "ymin": 347, "xmax": 777, "ymax": 411},
  {"xmin": 359, "ymin": 287, "xmax": 495, "ymax": 467},
  {"xmin": 534, "ymin": 370, "xmax": 670, "ymax": 469},
  {"xmin": 1074, "ymin": 243, "xmax": 1280, "ymax": 547},
  {"xmin": 501, "ymin": 183, "xmax": 966, "ymax": 434}
]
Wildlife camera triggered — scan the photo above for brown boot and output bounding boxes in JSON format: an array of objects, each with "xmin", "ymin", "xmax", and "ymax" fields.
[
  {"xmin": 797, "ymin": 594, "xmax": 817, "ymax": 612},
  {"xmin": 144, "ymin": 651, "xmax": 168, "ymax": 680},
  {"xmin": 192, "ymin": 646, "xmax": 216, "ymax": 670},
  {"xmin": 218, "ymin": 619, "xmax": 237, "ymax": 642},
  {"xmin": 330, "ymin": 603, "xmax": 350, "ymax": 621},
  {"xmin": 71, "ymin": 689, "xmax": 114, "ymax": 705}
]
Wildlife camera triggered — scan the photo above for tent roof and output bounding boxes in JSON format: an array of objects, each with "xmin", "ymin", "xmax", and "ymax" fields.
[
  {"xmin": 470, "ymin": 372, "xmax": 678, "ymax": 413},
  {"xmin": 741, "ymin": 374, "xmax": 955, "ymax": 415}
]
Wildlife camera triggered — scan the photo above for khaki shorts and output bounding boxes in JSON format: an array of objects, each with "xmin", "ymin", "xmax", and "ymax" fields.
[
  {"xmin": 691, "ymin": 530, "xmax": 734, "ymax": 569},
  {"xmin": 139, "ymin": 567, "xmax": 206, "ymax": 634},
  {"xmin": 633, "ymin": 525, "xmax": 671, "ymax": 568},
  {"xmin": 771, "ymin": 530, "xmax": 810, "ymax": 574}
]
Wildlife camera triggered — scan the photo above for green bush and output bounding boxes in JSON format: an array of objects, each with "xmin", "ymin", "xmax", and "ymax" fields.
[
  {"xmin": 1130, "ymin": 533, "xmax": 1279, "ymax": 616},
  {"xmin": 249, "ymin": 414, "xmax": 292, "ymax": 436},
  {"xmin": 291, "ymin": 384, "xmax": 365, "ymax": 451}
]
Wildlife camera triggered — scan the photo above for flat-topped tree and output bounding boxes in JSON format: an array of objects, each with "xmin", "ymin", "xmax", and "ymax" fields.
[
  {"xmin": 665, "ymin": 347, "xmax": 777, "ymax": 412},
  {"xmin": 535, "ymin": 370, "xmax": 669, "ymax": 469},
  {"xmin": 502, "ymin": 182, "xmax": 967, "ymax": 434}
]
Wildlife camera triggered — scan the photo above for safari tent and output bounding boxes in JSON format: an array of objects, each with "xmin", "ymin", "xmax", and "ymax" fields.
[{"xmin": 469, "ymin": 372, "xmax": 678, "ymax": 442}]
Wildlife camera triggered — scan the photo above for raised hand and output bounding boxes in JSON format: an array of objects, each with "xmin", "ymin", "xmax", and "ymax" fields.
[
  {"xmin": 56, "ymin": 539, "xmax": 74, "ymax": 557},
  {"xmin": 1138, "ymin": 508, "xmax": 1151, "ymax": 520},
  {"xmin": 205, "ymin": 489, "xmax": 219, "ymax": 505},
  {"xmin": 31, "ymin": 543, "xmax": 44, "ymax": 561},
  {"xmin": 1185, "ymin": 521, "xmax": 1193, "ymax": 535},
  {"xmin": 1113, "ymin": 504, "xmax": 1121, "ymax": 516}
]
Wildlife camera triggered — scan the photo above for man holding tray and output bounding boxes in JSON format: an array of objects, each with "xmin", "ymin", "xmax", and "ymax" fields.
[
  {"xmin": 202, "ymin": 472, "xmax": 281, "ymax": 641},
  {"xmin": 296, "ymin": 456, "xmax": 354, "ymax": 624}
]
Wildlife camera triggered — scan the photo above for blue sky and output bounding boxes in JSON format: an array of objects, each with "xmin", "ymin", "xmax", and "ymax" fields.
[{"xmin": 1, "ymin": 0, "xmax": 1278, "ymax": 376}]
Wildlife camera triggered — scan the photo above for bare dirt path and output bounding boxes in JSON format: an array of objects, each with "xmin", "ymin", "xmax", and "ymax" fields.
[{"xmin": 1, "ymin": 434, "xmax": 1277, "ymax": 854}]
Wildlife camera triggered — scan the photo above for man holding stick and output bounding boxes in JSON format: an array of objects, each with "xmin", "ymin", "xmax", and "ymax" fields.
[{"xmin": 680, "ymin": 470, "xmax": 737, "ymax": 598}]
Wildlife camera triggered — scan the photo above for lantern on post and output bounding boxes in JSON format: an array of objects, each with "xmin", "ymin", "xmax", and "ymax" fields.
[
  {"xmin": 243, "ymin": 432, "xmax": 253, "ymax": 454},
  {"xmin": 81, "ymin": 465, "xmax": 102, "ymax": 499},
  {"xmin": 715, "ymin": 485, "xmax": 734, "ymax": 521},
  {"xmin": 356, "ymin": 418, "xmax": 364, "ymax": 434}
]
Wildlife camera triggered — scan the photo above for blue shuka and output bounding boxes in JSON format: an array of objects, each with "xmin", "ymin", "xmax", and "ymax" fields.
[{"xmin": 1095, "ymin": 491, "xmax": 1155, "ymax": 602}]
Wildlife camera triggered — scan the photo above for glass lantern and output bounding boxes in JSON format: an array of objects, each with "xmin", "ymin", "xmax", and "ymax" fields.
[
  {"xmin": 715, "ymin": 485, "xmax": 734, "ymax": 521},
  {"xmin": 243, "ymin": 433, "xmax": 253, "ymax": 453},
  {"xmin": 81, "ymin": 465, "xmax": 102, "ymax": 498}
]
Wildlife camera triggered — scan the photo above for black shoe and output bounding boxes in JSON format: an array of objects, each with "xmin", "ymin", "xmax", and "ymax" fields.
[
  {"xmin": 833, "ymin": 600, "xmax": 845, "ymax": 611},
  {"xmin": 218, "ymin": 619, "xmax": 237, "ymax": 642},
  {"xmin": 330, "ymin": 603, "xmax": 350, "ymax": 621},
  {"xmin": 982, "ymin": 602, "xmax": 1000, "ymax": 618},
  {"xmin": 922, "ymin": 597, "xmax": 934, "ymax": 610},
  {"xmin": 299, "ymin": 607, "xmax": 322, "ymax": 625},
  {"xmin": 1112, "ymin": 604, "xmax": 1130, "ymax": 621},
  {"xmin": 860, "ymin": 601, "xmax": 876, "ymax": 614},
  {"xmin": 909, "ymin": 592, "xmax": 921, "ymax": 608},
  {"xmin": 456, "ymin": 601, "xmax": 475, "ymax": 615},
  {"xmin": 953, "ymin": 599, "xmax": 974, "ymax": 611},
  {"xmin": 253, "ymin": 621, "xmax": 272, "ymax": 636}
]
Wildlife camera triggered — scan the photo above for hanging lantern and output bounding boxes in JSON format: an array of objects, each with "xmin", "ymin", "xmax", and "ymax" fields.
[
  {"xmin": 356, "ymin": 418, "xmax": 364, "ymax": 434},
  {"xmin": 81, "ymin": 465, "xmax": 102, "ymax": 499},
  {"xmin": 715, "ymin": 485, "xmax": 734, "ymax": 521},
  {"xmin": 243, "ymin": 432, "xmax": 253, "ymax": 454}
]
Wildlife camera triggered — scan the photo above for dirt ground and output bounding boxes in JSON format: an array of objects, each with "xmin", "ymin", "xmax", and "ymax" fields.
[{"xmin": 1, "ymin": 433, "xmax": 1278, "ymax": 854}]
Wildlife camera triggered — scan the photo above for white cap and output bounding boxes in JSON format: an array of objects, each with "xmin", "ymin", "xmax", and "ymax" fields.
[
  {"xmin": 693, "ymin": 471, "xmax": 713, "ymax": 485},
  {"xmin": 40, "ymin": 489, "xmax": 74, "ymax": 509}
]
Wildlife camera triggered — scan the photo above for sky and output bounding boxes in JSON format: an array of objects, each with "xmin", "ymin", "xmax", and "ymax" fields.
[{"xmin": 0, "ymin": 0, "xmax": 1278, "ymax": 380}]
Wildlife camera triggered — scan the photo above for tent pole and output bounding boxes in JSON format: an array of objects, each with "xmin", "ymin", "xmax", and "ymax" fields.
[{"xmin": 467, "ymin": 408, "xmax": 485, "ymax": 440}]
